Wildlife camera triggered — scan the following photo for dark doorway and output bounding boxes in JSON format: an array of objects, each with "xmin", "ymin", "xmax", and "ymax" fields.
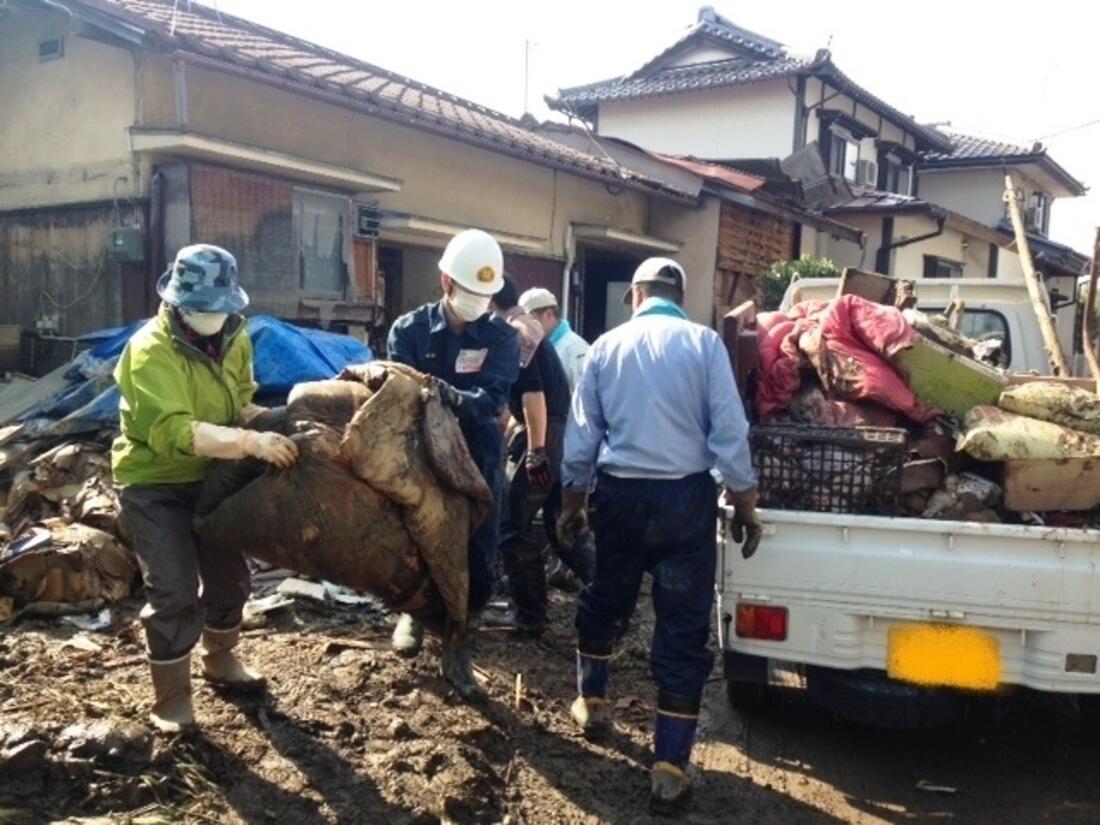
[
  {"xmin": 579, "ymin": 247, "xmax": 639, "ymax": 342},
  {"xmin": 377, "ymin": 246, "xmax": 404, "ymax": 327}
]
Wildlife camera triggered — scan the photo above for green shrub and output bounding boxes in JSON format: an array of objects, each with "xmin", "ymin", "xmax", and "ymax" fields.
[{"xmin": 758, "ymin": 256, "xmax": 841, "ymax": 311}]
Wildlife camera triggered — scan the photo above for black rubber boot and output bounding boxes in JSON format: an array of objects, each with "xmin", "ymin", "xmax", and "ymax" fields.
[
  {"xmin": 440, "ymin": 614, "xmax": 488, "ymax": 704},
  {"xmin": 504, "ymin": 541, "xmax": 548, "ymax": 637}
]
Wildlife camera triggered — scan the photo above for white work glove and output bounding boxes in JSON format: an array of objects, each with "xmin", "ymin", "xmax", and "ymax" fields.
[{"xmin": 192, "ymin": 422, "xmax": 299, "ymax": 469}]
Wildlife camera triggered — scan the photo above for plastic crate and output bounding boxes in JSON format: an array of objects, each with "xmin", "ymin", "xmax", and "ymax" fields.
[{"xmin": 750, "ymin": 424, "xmax": 907, "ymax": 515}]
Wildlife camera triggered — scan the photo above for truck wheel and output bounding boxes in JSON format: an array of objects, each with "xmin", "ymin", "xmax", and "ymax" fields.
[{"xmin": 726, "ymin": 680, "xmax": 766, "ymax": 712}]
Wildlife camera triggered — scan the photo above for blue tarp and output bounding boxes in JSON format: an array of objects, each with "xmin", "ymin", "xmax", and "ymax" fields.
[{"xmin": 18, "ymin": 316, "xmax": 373, "ymax": 437}]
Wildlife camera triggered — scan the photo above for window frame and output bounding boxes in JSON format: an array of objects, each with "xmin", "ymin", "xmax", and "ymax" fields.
[
  {"xmin": 923, "ymin": 255, "xmax": 965, "ymax": 279},
  {"xmin": 293, "ymin": 186, "xmax": 350, "ymax": 299},
  {"xmin": 885, "ymin": 158, "xmax": 911, "ymax": 196}
]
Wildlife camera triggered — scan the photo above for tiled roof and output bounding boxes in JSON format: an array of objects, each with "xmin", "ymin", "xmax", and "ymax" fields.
[
  {"xmin": 67, "ymin": 0, "xmax": 693, "ymax": 201},
  {"xmin": 825, "ymin": 190, "xmax": 937, "ymax": 215},
  {"xmin": 653, "ymin": 155, "xmax": 767, "ymax": 193},
  {"xmin": 622, "ymin": 8, "xmax": 785, "ymax": 80},
  {"xmin": 553, "ymin": 12, "xmax": 949, "ymax": 152},
  {"xmin": 558, "ymin": 56, "xmax": 809, "ymax": 108},
  {"xmin": 924, "ymin": 131, "xmax": 1039, "ymax": 163},
  {"xmin": 922, "ymin": 130, "xmax": 1086, "ymax": 196}
]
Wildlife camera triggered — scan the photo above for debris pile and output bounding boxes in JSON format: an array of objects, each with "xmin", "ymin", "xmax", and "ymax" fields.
[
  {"xmin": 751, "ymin": 272, "xmax": 1100, "ymax": 526},
  {"xmin": 0, "ymin": 316, "xmax": 374, "ymax": 620}
]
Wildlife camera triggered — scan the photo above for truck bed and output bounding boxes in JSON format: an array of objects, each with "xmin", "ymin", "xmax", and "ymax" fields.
[{"xmin": 718, "ymin": 507, "xmax": 1100, "ymax": 694}]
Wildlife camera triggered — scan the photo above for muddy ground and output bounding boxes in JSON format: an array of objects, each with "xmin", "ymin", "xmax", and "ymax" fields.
[{"xmin": 3, "ymin": 580, "xmax": 1100, "ymax": 825}]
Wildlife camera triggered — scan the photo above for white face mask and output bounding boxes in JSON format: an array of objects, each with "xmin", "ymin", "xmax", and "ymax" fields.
[
  {"xmin": 447, "ymin": 287, "xmax": 491, "ymax": 323},
  {"xmin": 180, "ymin": 309, "xmax": 229, "ymax": 337}
]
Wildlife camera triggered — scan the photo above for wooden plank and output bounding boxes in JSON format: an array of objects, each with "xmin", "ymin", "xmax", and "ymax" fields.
[{"xmin": 1004, "ymin": 458, "xmax": 1100, "ymax": 511}]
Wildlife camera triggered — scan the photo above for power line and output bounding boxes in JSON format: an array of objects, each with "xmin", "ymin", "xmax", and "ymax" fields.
[{"xmin": 1035, "ymin": 115, "xmax": 1100, "ymax": 142}]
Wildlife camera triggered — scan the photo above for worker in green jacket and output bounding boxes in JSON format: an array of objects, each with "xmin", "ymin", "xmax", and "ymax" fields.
[{"xmin": 113, "ymin": 244, "xmax": 298, "ymax": 733}]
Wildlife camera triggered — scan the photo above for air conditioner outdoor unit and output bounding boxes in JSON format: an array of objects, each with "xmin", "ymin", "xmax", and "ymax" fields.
[{"xmin": 857, "ymin": 160, "xmax": 878, "ymax": 188}]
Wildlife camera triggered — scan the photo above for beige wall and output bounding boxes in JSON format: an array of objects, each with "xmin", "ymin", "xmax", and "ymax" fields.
[
  {"xmin": 0, "ymin": 6, "xmax": 142, "ymax": 210},
  {"xmin": 812, "ymin": 225, "xmax": 873, "ymax": 271},
  {"xmin": 597, "ymin": 79, "xmax": 797, "ymax": 159},
  {"xmin": 171, "ymin": 60, "xmax": 653, "ymax": 259},
  {"xmin": 917, "ymin": 168, "xmax": 1044, "ymax": 229},
  {"xmin": 650, "ymin": 196, "xmax": 721, "ymax": 324}
]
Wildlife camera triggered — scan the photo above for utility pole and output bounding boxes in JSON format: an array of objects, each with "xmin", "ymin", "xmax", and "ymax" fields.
[
  {"xmin": 524, "ymin": 39, "xmax": 532, "ymax": 115},
  {"xmin": 1004, "ymin": 173, "xmax": 1070, "ymax": 376}
]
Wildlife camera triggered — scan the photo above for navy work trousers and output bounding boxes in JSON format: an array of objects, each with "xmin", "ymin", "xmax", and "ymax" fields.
[
  {"xmin": 575, "ymin": 471, "xmax": 718, "ymax": 704},
  {"xmin": 463, "ymin": 419, "xmax": 505, "ymax": 613}
]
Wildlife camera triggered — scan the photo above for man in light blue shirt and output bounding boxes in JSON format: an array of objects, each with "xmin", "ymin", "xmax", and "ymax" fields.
[{"xmin": 557, "ymin": 257, "xmax": 761, "ymax": 813}]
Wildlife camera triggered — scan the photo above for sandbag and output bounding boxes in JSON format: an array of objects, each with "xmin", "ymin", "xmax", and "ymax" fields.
[
  {"xmin": 340, "ymin": 363, "xmax": 492, "ymax": 622},
  {"xmin": 957, "ymin": 405, "xmax": 1100, "ymax": 461},
  {"xmin": 196, "ymin": 425, "xmax": 435, "ymax": 615},
  {"xmin": 999, "ymin": 382, "xmax": 1100, "ymax": 436},
  {"xmin": 288, "ymin": 380, "xmax": 371, "ymax": 430},
  {"xmin": 195, "ymin": 362, "xmax": 491, "ymax": 624}
]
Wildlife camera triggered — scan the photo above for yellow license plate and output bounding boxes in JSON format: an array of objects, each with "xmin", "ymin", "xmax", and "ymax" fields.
[{"xmin": 887, "ymin": 624, "xmax": 1001, "ymax": 691}]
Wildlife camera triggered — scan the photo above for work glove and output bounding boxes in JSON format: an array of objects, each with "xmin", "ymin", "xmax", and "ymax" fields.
[
  {"xmin": 432, "ymin": 377, "xmax": 465, "ymax": 411},
  {"xmin": 525, "ymin": 447, "xmax": 554, "ymax": 490},
  {"xmin": 724, "ymin": 486, "xmax": 763, "ymax": 559},
  {"xmin": 192, "ymin": 422, "xmax": 299, "ymax": 469},
  {"xmin": 557, "ymin": 489, "xmax": 589, "ymax": 549}
]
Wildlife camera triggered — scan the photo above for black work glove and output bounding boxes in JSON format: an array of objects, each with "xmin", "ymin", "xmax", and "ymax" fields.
[
  {"xmin": 525, "ymin": 447, "xmax": 554, "ymax": 490},
  {"xmin": 557, "ymin": 489, "xmax": 588, "ymax": 549},
  {"xmin": 724, "ymin": 486, "xmax": 764, "ymax": 559},
  {"xmin": 432, "ymin": 377, "xmax": 465, "ymax": 411}
]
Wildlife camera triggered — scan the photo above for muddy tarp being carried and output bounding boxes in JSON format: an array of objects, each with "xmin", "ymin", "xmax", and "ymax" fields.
[{"xmin": 195, "ymin": 362, "xmax": 491, "ymax": 624}]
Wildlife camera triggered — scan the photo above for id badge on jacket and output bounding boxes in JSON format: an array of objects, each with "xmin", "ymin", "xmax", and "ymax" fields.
[{"xmin": 455, "ymin": 348, "xmax": 488, "ymax": 374}]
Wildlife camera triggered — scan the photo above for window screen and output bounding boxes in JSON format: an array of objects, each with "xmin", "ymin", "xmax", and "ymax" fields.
[{"xmin": 295, "ymin": 189, "xmax": 347, "ymax": 295}]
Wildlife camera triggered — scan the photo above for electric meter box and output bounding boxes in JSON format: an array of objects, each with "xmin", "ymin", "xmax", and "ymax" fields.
[{"xmin": 107, "ymin": 226, "xmax": 146, "ymax": 264}]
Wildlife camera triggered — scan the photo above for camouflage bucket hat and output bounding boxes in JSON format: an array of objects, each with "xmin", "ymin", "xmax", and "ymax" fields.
[{"xmin": 156, "ymin": 244, "xmax": 249, "ymax": 312}]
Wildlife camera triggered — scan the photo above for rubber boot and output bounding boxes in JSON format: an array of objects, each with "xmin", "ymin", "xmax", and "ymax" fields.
[
  {"xmin": 392, "ymin": 613, "xmax": 425, "ymax": 658},
  {"xmin": 572, "ymin": 644, "xmax": 611, "ymax": 738},
  {"xmin": 201, "ymin": 626, "xmax": 266, "ymax": 691},
  {"xmin": 440, "ymin": 614, "xmax": 488, "ymax": 704},
  {"xmin": 149, "ymin": 653, "xmax": 195, "ymax": 734},
  {"xmin": 650, "ymin": 697, "xmax": 700, "ymax": 814},
  {"xmin": 504, "ymin": 541, "xmax": 548, "ymax": 638}
]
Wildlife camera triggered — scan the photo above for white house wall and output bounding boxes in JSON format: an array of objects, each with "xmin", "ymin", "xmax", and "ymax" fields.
[
  {"xmin": 596, "ymin": 79, "xmax": 797, "ymax": 159},
  {"xmin": 801, "ymin": 77, "xmax": 916, "ymax": 165}
]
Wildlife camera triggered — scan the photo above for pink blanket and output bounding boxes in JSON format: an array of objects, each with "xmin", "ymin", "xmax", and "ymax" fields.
[{"xmin": 756, "ymin": 294, "xmax": 937, "ymax": 423}]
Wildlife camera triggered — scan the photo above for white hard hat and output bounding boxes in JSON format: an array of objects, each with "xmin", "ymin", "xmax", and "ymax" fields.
[
  {"xmin": 519, "ymin": 287, "xmax": 558, "ymax": 313},
  {"xmin": 622, "ymin": 257, "xmax": 686, "ymax": 304},
  {"xmin": 438, "ymin": 229, "xmax": 504, "ymax": 296}
]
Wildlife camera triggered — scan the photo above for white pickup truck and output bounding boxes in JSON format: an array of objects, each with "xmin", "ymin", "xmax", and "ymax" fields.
[{"xmin": 717, "ymin": 277, "xmax": 1100, "ymax": 726}]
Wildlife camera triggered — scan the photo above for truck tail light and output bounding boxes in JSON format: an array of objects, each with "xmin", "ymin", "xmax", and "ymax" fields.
[{"xmin": 735, "ymin": 603, "xmax": 788, "ymax": 641}]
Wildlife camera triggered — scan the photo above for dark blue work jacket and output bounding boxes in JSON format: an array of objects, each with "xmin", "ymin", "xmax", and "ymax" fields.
[{"xmin": 387, "ymin": 300, "xmax": 519, "ymax": 473}]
